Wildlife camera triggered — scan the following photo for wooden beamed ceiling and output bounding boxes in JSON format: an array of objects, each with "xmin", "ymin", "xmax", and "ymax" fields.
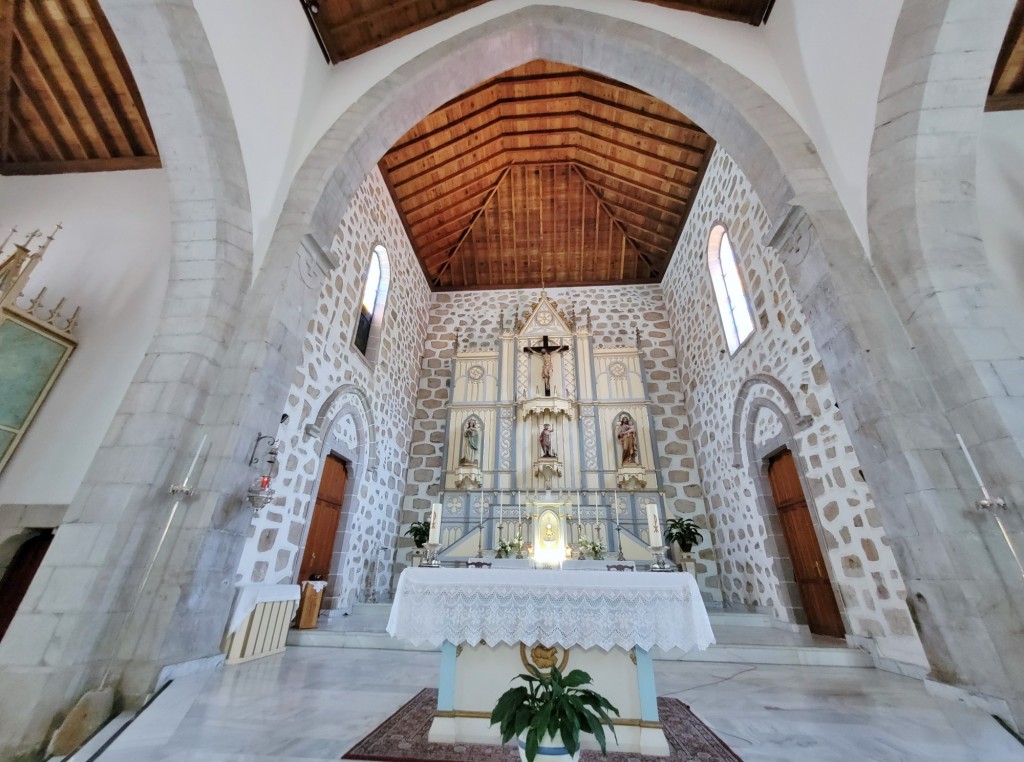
[
  {"xmin": 303, "ymin": 0, "xmax": 775, "ymax": 64},
  {"xmin": 0, "ymin": 0, "xmax": 158, "ymax": 175},
  {"xmin": 380, "ymin": 61, "xmax": 714, "ymax": 291},
  {"xmin": 989, "ymin": 0, "xmax": 1024, "ymax": 111}
]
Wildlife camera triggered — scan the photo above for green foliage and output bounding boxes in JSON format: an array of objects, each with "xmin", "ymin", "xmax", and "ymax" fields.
[
  {"xmin": 490, "ymin": 665, "xmax": 619, "ymax": 762},
  {"xmin": 405, "ymin": 520, "xmax": 430, "ymax": 548},
  {"xmin": 663, "ymin": 517, "xmax": 703, "ymax": 549}
]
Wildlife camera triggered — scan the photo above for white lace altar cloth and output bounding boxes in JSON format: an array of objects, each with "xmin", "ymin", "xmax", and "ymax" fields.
[{"xmin": 386, "ymin": 568, "xmax": 715, "ymax": 652}]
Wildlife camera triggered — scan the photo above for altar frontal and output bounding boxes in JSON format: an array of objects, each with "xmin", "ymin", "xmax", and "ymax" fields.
[{"xmin": 387, "ymin": 567, "xmax": 715, "ymax": 756}]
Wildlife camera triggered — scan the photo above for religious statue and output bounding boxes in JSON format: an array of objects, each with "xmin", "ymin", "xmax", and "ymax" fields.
[
  {"xmin": 617, "ymin": 415, "xmax": 639, "ymax": 465},
  {"xmin": 460, "ymin": 419, "xmax": 480, "ymax": 465},
  {"xmin": 539, "ymin": 423, "xmax": 556, "ymax": 458},
  {"xmin": 523, "ymin": 336, "xmax": 569, "ymax": 397}
]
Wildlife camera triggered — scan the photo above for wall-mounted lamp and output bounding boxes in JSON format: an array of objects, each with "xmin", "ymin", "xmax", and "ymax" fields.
[
  {"xmin": 246, "ymin": 474, "xmax": 275, "ymax": 511},
  {"xmin": 246, "ymin": 432, "xmax": 278, "ymax": 511}
]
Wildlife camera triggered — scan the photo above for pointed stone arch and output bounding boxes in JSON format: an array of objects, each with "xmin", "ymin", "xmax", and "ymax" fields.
[{"xmin": 731, "ymin": 373, "xmax": 811, "ymax": 469}]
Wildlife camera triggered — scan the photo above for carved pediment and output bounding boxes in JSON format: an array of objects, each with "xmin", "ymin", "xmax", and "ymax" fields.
[{"xmin": 519, "ymin": 292, "xmax": 573, "ymax": 338}]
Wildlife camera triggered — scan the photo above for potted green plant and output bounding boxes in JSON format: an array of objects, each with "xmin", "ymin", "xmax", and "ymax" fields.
[
  {"xmin": 405, "ymin": 520, "xmax": 430, "ymax": 549},
  {"xmin": 663, "ymin": 517, "xmax": 703, "ymax": 552},
  {"xmin": 491, "ymin": 665, "xmax": 618, "ymax": 762}
]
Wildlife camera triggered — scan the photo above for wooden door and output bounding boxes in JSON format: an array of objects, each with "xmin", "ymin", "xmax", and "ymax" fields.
[
  {"xmin": 767, "ymin": 450, "xmax": 846, "ymax": 638},
  {"xmin": 298, "ymin": 454, "xmax": 348, "ymax": 582},
  {"xmin": 0, "ymin": 531, "xmax": 54, "ymax": 642}
]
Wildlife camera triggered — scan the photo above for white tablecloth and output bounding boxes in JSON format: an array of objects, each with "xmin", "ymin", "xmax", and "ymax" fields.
[{"xmin": 386, "ymin": 568, "xmax": 714, "ymax": 653}]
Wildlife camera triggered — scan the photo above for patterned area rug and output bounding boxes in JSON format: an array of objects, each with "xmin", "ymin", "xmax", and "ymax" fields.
[{"xmin": 343, "ymin": 689, "xmax": 743, "ymax": 762}]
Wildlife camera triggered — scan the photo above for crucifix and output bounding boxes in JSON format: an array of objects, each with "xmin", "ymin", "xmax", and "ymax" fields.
[{"xmin": 523, "ymin": 335, "xmax": 569, "ymax": 396}]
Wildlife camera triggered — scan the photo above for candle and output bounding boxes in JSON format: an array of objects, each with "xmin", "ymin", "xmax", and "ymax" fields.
[
  {"xmin": 518, "ymin": 492, "xmax": 522, "ymax": 523},
  {"xmin": 499, "ymin": 491, "xmax": 503, "ymax": 523},
  {"xmin": 576, "ymin": 491, "xmax": 581, "ymax": 522},
  {"xmin": 956, "ymin": 433, "xmax": 992, "ymax": 501},
  {"xmin": 646, "ymin": 503, "xmax": 661, "ymax": 546},
  {"xmin": 428, "ymin": 502, "xmax": 443, "ymax": 545}
]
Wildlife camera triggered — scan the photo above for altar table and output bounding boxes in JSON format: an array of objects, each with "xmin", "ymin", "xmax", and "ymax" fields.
[{"xmin": 387, "ymin": 568, "xmax": 714, "ymax": 756}]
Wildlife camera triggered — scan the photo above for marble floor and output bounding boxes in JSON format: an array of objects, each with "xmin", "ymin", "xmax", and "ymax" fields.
[{"xmin": 84, "ymin": 647, "xmax": 1023, "ymax": 762}]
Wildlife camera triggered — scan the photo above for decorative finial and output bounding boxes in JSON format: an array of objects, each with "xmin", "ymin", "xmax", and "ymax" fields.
[
  {"xmin": 454, "ymin": 327, "xmax": 461, "ymax": 353},
  {"xmin": 635, "ymin": 325, "xmax": 642, "ymax": 348},
  {"xmin": 499, "ymin": 309, "xmax": 505, "ymax": 334},
  {"xmin": 586, "ymin": 307, "xmax": 593, "ymax": 332}
]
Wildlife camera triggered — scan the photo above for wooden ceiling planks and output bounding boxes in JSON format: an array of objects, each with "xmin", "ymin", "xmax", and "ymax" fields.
[
  {"xmin": 0, "ymin": 0, "xmax": 158, "ymax": 175},
  {"xmin": 989, "ymin": 0, "xmax": 1024, "ymax": 111},
  {"xmin": 303, "ymin": 0, "xmax": 774, "ymax": 63},
  {"xmin": 380, "ymin": 61, "xmax": 715, "ymax": 290}
]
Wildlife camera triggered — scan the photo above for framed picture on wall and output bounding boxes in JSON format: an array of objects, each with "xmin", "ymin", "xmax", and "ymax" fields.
[{"xmin": 0, "ymin": 308, "xmax": 76, "ymax": 474}]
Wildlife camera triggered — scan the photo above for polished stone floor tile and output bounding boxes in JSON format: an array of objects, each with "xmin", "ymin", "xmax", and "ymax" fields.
[{"xmin": 94, "ymin": 647, "xmax": 1023, "ymax": 761}]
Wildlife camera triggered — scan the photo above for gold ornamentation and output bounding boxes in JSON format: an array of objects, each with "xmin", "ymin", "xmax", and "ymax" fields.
[
  {"xmin": 629, "ymin": 647, "xmax": 637, "ymax": 665},
  {"xmin": 519, "ymin": 642, "xmax": 570, "ymax": 673},
  {"xmin": 456, "ymin": 644, "xmax": 463, "ymax": 657}
]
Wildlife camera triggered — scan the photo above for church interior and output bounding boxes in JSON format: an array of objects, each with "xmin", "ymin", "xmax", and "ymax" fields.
[{"xmin": 0, "ymin": 1, "xmax": 1023, "ymax": 760}]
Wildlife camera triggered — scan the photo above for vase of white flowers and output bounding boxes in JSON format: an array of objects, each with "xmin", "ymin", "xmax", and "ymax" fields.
[{"xmin": 579, "ymin": 538, "xmax": 606, "ymax": 560}]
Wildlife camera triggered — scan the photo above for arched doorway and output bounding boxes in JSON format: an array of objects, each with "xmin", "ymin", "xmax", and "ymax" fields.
[
  {"xmin": 766, "ymin": 450, "xmax": 844, "ymax": 638},
  {"xmin": 0, "ymin": 531, "xmax": 54, "ymax": 642}
]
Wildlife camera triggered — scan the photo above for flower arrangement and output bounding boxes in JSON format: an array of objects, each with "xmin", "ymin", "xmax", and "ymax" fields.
[
  {"xmin": 498, "ymin": 535, "xmax": 525, "ymax": 558},
  {"xmin": 578, "ymin": 538, "xmax": 606, "ymax": 560}
]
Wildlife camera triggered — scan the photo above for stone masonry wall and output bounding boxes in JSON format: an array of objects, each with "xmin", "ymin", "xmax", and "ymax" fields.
[
  {"xmin": 397, "ymin": 285, "xmax": 722, "ymax": 601},
  {"xmin": 235, "ymin": 168, "xmax": 430, "ymax": 610},
  {"xmin": 662, "ymin": 146, "xmax": 926, "ymax": 665}
]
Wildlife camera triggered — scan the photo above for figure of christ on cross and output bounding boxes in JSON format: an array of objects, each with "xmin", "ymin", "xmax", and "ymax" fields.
[{"xmin": 522, "ymin": 335, "xmax": 569, "ymax": 396}]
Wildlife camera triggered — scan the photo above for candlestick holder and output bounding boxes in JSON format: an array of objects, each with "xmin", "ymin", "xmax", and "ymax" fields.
[
  {"xmin": 423, "ymin": 542, "xmax": 441, "ymax": 568},
  {"xmin": 976, "ymin": 497, "xmax": 1008, "ymax": 511},
  {"xmin": 649, "ymin": 545, "xmax": 673, "ymax": 572},
  {"xmin": 616, "ymin": 525, "xmax": 625, "ymax": 561}
]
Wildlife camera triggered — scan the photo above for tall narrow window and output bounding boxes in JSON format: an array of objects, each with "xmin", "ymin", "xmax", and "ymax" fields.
[
  {"xmin": 708, "ymin": 224, "xmax": 754, "ymax": 354},
  {"xmin": 355, "ymin": 244, "xmax": 389, "ymax": 358}
]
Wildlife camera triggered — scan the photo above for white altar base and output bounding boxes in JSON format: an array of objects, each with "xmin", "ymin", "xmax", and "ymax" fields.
[{"xmin": 387, "ymin": 568, "xmax": 714, "ymax": 756}]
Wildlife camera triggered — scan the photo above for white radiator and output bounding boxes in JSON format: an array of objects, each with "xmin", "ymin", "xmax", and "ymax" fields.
[{"xmin": 223, "ymin": 585, "xmax": 300, "ymax": 664}]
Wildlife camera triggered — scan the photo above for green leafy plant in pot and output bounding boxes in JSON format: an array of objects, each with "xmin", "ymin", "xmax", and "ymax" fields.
[
  {"xmin": 404, "ymin": 520, "xmax": 430, "ymax": 549},
  {"xmin": 491, "ymin": 664, "xmax": 619, "ymax": 762},
  {"xmin": 663, "ymin": 517, "xmax": 703, "ymax": 552}
]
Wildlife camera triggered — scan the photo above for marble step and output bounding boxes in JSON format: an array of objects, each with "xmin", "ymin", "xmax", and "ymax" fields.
[{"xmin": 286, "ymin": 627, "xmax": 874, "ymax": 668}]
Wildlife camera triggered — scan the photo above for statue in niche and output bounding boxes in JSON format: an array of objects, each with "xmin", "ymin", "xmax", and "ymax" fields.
[
  {"xmin": 539, "ymin": 423, "xmax": 556, "ymax": 458},
  {"xmin": 523, "ymin": 336, "xmax": 569, "ymax": 397},
  {"xmin": 617, "ymin": 415, "xmax": 639, "ymax": 465},
  {"xmin": 460, "ymin": 419, "xmax": 480, "ymax": 465}
]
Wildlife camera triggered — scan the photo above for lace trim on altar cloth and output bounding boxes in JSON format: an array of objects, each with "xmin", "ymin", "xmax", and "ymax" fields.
[{"xmin": 386, "ymin": 568, "xmax": 715, "ymax": 653}]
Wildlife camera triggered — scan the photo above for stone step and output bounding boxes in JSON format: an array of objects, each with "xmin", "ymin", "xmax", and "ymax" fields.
[{"xmin": 285, "ymin": 628, "xmax": 874, "ymax": 668}]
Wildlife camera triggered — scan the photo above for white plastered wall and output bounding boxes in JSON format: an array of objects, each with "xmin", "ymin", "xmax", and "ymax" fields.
[{"xmin": 0, "ymin": 170, "xmax": 172, "ymax": 504}]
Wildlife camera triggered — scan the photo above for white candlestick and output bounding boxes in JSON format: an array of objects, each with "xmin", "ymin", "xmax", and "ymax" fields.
[
  {"xmin": 428, "ymin": 502, "xmax": 443, "ymax": 545},
  {"xmin": 646, "ymin": 503, "xmax": 661, "ymax": 546},
  {"xmin": 518, "ymin": 492, "xmax": 522, "ymax": 523},
  {"xmin": 576, "ymin": 491, "xmax": 581, "ymax": 522},
  {"xmin": 956, "ymin": 433, "xmax": 991, "ymax": 501}
]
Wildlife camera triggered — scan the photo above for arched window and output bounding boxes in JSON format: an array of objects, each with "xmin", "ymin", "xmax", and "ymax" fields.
[
  {"xmin": 354, "ymin": 244, "xmax": 390, "ymax": 360},
  {"xmin": 708, "ymin": 224, "xmax": 754, "ymax": 354}
]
